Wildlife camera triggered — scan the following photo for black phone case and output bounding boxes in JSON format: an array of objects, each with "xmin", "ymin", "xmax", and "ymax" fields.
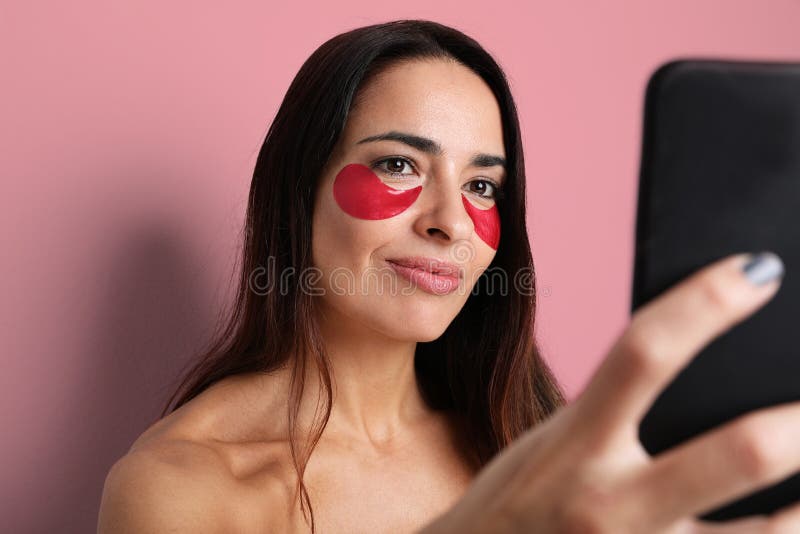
[{"xmin": 633, "ymin": 58, "xmax": 800, "ymax": 521}]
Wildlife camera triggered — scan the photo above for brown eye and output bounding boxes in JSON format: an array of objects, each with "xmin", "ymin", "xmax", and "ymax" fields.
[
  {"xmin": 387, "ymin": 158, "xmax": 405, "ymax": 172},
  {"xmin": 374, "ymin": 157, "xmax": 415, "ymax": 177},
  {"xmin": 467, "ymin": 179, "xmax": 499, "ymax": 199}
]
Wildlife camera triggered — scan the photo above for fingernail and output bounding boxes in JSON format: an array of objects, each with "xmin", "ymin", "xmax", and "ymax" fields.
[{"xmin": 742, "ymin": 252, "xmax": 784, "ymax": 285}]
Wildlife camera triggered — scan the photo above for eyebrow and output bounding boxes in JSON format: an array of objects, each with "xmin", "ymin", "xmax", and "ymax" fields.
[{"xmin": 356, "ymin": 130, "xmax": 507, "ymax": 173}]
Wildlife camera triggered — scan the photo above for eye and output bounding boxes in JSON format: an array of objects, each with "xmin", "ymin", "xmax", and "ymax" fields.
[
  {"xmin": 465, "ymin": 179, "xmax": 504, "ymax": 201},
  {"xmin": 373, "ymin": 156, "xmax": 416, "ymax": 178},
  {"xmin": 373, "ymin": 157, "xmax": 505, "ymax": 200}
]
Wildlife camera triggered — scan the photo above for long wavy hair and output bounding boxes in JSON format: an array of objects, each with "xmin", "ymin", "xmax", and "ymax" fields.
[{"xmin": 161, "ymin": 19, "xmax": 565, "ymax": 532}]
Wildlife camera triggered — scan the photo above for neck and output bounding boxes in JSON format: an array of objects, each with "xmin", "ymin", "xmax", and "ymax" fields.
[{"xmin": 293, "ymin": 300, "xmax": 434, "ymax": 450}]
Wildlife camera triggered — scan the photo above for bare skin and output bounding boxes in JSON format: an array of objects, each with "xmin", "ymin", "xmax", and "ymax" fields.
[
  {"xmin": 98, "ymin": 59, "xmax": 800, "ymax": 533},
  {"xmin": 99, "ymin": 58, "xmax": 500, "ymax": 533},
  {"xmin": 98, "ymin": 368, "xmax": 478, "ymax": 533}
]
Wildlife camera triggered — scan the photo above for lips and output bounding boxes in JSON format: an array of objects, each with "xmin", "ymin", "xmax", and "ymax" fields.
[
  {"xmin": 385, "ymin": 256, "xmax": 462, "ymax": 296},
  {"xmin": 386, "ymin": 256, "xmax": 462, "ymax": 277}
]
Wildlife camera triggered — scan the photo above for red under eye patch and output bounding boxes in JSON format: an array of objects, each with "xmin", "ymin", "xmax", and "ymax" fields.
[
  {"xmin": 332, "ymin": 163, "xmax": 500, "ymax": 250},
  {"xmin": 333, "ymin": 163, "xmax": 422, "ymax": 220},
  {"xmin": 461, "ymin": 195, "xmax": 500, "ymax": 250}
]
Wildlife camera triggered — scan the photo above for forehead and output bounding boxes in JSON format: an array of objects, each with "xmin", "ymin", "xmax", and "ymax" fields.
[{"xmin": 343, "ymin": 59, "xmax": 506, "ymax": 157}]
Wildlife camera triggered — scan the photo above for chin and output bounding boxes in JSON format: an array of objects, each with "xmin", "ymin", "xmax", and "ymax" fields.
[
  {"xmin": 415, "ymin": 328, "xmax": 449, "ymax": 343},
  {"xmin": 373, "ymin": 314, "xmax": 454, "ymax": 342}
]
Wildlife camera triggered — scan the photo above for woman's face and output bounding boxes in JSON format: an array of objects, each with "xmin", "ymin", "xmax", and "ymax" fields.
[{"xmin": 311, "ymin": 58, "xmax": 507, "ymax": 342}]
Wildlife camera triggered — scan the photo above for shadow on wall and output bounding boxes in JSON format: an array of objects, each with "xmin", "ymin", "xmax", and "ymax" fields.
[{"xmin": 32, "ymin": 220, "xmax": 219, "ymax": 533}]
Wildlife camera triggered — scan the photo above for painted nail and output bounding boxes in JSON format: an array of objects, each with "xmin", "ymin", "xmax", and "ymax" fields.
[{"xmin": 742, "ymin": 251, "xmax": 784, "ymax": 286}]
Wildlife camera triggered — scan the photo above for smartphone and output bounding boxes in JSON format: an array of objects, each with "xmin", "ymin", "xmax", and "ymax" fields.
[{"xmin": 633, "ymin": 58, "xmax": 800, "ymax": 521}]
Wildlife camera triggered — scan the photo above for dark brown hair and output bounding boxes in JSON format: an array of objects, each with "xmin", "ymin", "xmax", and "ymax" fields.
[{"xmin": 161, "ymin": 19, "xmax": 565, "ymax": 532}]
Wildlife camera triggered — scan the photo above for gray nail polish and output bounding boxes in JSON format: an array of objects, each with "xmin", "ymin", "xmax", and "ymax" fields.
[{"xmin": 742, "ymin": 252, "xmax": 784, "ymax": 285}]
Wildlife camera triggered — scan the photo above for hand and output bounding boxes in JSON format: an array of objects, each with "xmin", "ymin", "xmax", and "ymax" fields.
[{"xmin": 420, "ymin": 252, "xmax": 798, "ymax": 533}]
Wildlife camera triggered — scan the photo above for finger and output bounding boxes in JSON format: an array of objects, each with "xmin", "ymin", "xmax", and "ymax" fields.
[
  {"xmin": 573, "ymin": 251, "xmax": 783, "ymax": 443},
  {"xmin": 626, "ymin": 400, "xmax": 800, "ymax": 528}
]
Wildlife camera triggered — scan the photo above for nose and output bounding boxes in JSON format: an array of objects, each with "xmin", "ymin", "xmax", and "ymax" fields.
[{"xmin": 412, "ymin": 174, "xmax": 474, "ymax": 245}]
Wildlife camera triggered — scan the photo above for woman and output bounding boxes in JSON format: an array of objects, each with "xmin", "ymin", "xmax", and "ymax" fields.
[{"xmin": 98, "ymin": 19, "xmax": 798, "ymax": 533}]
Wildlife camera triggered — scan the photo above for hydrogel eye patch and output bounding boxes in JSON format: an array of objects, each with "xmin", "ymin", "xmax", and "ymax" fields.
[
  {"xmin": 461, "ymin": 195, "xmax": 500, "ymax": 250},
  {"xmin": 332, "ymin": 163, "xmax": 500, "ymax": 249},
  {"xmin": 332, "ymin": 163, "xmax": 422, "ymax": 219}
]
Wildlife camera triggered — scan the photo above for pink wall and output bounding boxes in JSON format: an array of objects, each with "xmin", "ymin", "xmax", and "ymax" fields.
[{"xmin": 2, "ymin": 1, "xmax": 799, "ymax": 531}]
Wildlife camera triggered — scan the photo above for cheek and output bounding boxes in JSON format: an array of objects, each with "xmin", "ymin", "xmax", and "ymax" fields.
[
  {"xmin": 333, "ymin": 163, "xmax": 422, "ymax": 220},
  {"xmin": 461, "ymin": 195, "xmax": 500, "ymax": 250}
]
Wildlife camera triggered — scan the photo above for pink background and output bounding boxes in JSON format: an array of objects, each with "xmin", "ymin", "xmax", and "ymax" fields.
[{"xmin": 3, "ymin": 1, "xmax": 799, "ymax": 531}]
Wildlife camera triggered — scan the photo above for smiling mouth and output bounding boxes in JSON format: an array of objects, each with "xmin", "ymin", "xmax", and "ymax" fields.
[
  {"xmin": 384, "ymin": 256, "xmax": 463, "ymax": 277},
  {"xmin": 385, "ymin": 257, "xmax": 462, "ymax": 296}
]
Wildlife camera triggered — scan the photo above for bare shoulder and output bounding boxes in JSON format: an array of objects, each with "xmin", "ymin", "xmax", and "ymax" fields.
[
  {"xmin": 98, "ymin": 372, "xmax": 295, "ymax": 533},
  {"xmin": 97, "ymin": 439, "xmax": 236, "ymax": 533}
]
